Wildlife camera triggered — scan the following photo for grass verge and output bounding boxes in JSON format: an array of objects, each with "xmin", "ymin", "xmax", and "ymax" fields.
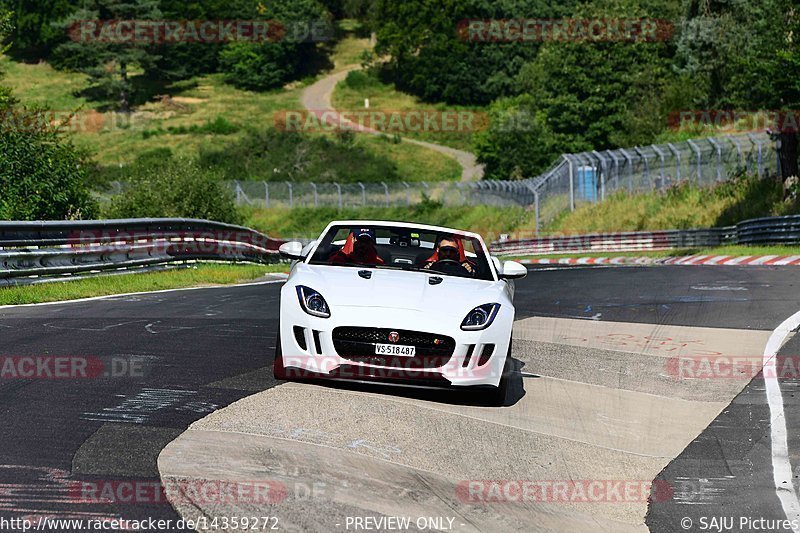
[
  {"xmin": 0, "ymin": 263, "xmax": 287, "ymax": 306},
  {"xmin": 243, "ymin": 203, "xmax": 533, "ymax": 240},
  {"xmin": 546, "ymin": 175, "xmax": 792, "ymax": 234}
]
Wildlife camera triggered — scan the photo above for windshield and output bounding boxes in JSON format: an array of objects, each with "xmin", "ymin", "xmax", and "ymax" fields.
[{"xmin": 308, "ymin": 224, "xmax": 495, "ymax": 281}]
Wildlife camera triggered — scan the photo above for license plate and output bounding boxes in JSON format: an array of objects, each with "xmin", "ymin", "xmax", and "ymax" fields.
[{"xmin": 374, "ymin": 344, "xmax": 416, "ymax": 357}]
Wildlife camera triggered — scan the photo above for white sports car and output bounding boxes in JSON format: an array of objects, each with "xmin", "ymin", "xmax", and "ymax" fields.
[{"xmin": 274, "ymin": 221, "xmax": 527, "ymax": 404}]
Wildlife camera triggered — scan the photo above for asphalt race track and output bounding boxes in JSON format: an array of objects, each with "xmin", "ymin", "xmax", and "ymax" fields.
[{"xmin": 1, "ymin": 266, "xmax": 800, "ymax": 532}]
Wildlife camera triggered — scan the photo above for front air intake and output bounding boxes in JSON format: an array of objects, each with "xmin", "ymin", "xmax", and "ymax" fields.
[
  {"xmin": 293, "ymin": 326, "xmax": 307, "ymax": 351},
  {"xmin": 477, "ymin": 344, "xmax": 495, "ymax": 366}
]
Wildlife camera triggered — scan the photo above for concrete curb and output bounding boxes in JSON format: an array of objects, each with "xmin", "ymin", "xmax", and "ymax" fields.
[{"xmin": 519, "ymin": 255, "xmax": 800, "ymax": 267}]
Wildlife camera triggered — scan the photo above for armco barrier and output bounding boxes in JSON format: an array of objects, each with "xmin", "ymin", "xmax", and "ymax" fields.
[
  {"xmin": 0, "ymin": 219, "xmax": 285, "ymax": 286},
  {"xmin": 491, "ymin": 227, "xmax": 736, "ymax": 256},
  {"xmin": 491, "ymin": 215, "xmax": 800, "ymax": 256},
  {"xmin": 736, "ymin": 215, "xmax": 800, "ymax": 245}
]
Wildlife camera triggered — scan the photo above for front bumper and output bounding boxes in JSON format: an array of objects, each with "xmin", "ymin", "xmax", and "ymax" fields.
[{"xmin": 279, "ymin": 305, "xmax": 513, "ymax": 388}]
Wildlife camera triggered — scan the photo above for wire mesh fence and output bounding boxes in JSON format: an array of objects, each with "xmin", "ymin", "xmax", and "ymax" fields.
[
  {"xmin": 518, "ymin": 132, "xmax": 778, "ymax": 234},
  {"xmin": 99, "ymin": 132, "xmax": 779, "ymax": 237}
]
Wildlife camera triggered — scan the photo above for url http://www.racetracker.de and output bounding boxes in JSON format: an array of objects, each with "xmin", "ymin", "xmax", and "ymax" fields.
[{"xmin": 0, "ymin": 515, "xmax": 280, "ymax": 531}]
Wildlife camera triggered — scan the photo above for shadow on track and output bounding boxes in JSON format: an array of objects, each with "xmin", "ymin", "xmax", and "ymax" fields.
[{"xmin": 274, "ymin": 358, "xmax": 528, "ymax": 408}]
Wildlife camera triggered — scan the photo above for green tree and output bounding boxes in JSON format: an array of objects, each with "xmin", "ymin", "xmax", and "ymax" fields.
[
  {"xmin": 106, "ymin": 158, "xmax": 242, "ymax": 223},
  {"xmin": 151, "ymin": 0, "xmax": 252, "ymax": 80},
  {"xmin": 477, "ymin": 0, "xmax": 684, "ymax": 179},
  {"xmin": 0, "ymin": 115, "xmax": 100, "ymax": 220},
  {"xmin": 677, "ymin": 0, "xmax": 800, "ymax": 188},
  {"xmin": 369, "ymin": 0, "xmax": 580, "ymax": 105},
  {"xmin": 218, "ymin": 0, "xmax": 333, "ymax": 91},
  {"xmin": 0, "ymin": 0, "xmax": 79, "ymax": 60},
  {"xmin": 0, "ymin": 9, "xmax": 98, "ymax": 220},
  {"xmin": 52, "ymin": 0, "xmax": 162, "ymax": 111},
  {"xmin": 474, "ymin": 95, "xmax": 562, "ymax": 179}
]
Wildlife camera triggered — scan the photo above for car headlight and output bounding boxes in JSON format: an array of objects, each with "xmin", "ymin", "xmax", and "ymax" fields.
[
  {"xmin": 296, "ymin": 286, "xmax": 331, "ymax": 318},
  {"xmin": 461, "ymin": 303, "xmax": 500, "ymax": 330}
]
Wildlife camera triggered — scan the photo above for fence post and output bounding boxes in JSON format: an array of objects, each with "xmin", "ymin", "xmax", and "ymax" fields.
[
  {"xmin": 264, "ymin": 181, "xmax": 269, "ymax": 208},
  {"xmin": 285, "ymin": 181, "xmax": 293, "ymax": 208},
  {"xmin": 235, "ymin": 181, "xmax": 241, "ymax": 204},
  {"xmin": 619, "ymin": 148, "xmax": 634, "ymax": 192},
  {"xmin": 667, "ymin": 143, "xmax": 681, "ymax": 182},
  {"xmin": 334, "ymin": 182, "xmax": 342, "ymax": 209},
  {"xmin": 591, "ymin": 151, "xmax": 607, "ymax": 200},
  {"xmin": 381, "ymin": 182, "xmax": 389, "ymax": 207},
  {"xmin": 358, "ymin": 182, "xmax": 366, "ymax": 206},
  {"xmin": 607, "ymin": 150, "xmax": 623, "ymax": 191},
  {"xmin": 687, "ymin": 140, "xmax": 702, "ymax": 183},
  {"xmin": 634, "ymin": 147, "xmax": 650, "ymax": 188},
  {"xmin": 534, "ymin": 189, "xmax": 540, "ymax": 237},
  {"xmin": 747, "ymin": 133, "xmax": 763, "ymax": 177},
  {"xmin": 568, "ymin": 156, "xmax": 575, "ymax": 211},
  {"xmin": 310, "ymin": 182, "xmax": 318, "ymax": 207},
  {"xmin": 708, "ymin": 138, "xmax": 722, "ymax": 181},
  {"xmin": 402, "ymin": 181, "xmax": 410, "ymax": 206},
  {"xmin": 455, "ymin": 182, "xmax": 465, "ymax": 205},
  {"xmin": 727, "ymin": 135, "xmax": 744, "ymax": 167},
  {"xmin": 652, "ymin": 145, "xmax": 666, "ymax": 189}
]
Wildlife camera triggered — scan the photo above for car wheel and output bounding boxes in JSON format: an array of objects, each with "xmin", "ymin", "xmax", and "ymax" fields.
[
  {"xmin": 273, "ymin": 331, "xmax": 288, "ymax": 381},
  {"xmin": 487, "ymin": 341, "xmax": 512, "ymax": 406}
]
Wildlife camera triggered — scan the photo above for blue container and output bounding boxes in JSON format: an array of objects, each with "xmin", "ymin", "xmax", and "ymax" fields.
[{"xmin": 577, "ymin": 166, "xmax": 598, "ymax": 202}]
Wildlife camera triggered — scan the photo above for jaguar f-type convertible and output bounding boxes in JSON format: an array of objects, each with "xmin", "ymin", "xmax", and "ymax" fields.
[{"xmin": 274, "ymin": 221, "xmax": 527, "ymax": 403}]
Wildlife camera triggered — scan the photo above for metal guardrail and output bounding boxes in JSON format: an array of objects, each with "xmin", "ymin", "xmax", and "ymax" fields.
[
  {"xmin": 491, "ymin": 215, "xmax": 800, "ymax": 256},
  {"xmin": 736, "ymin": 216, "xmax": 800, "ymax": 245},
  {"xmin": 0, "ymin": 219, "xmax": 284, "ymax": 286},
  {"xmin": 491, "ymin": 228, "xmax": 735, "ymax": 256}
]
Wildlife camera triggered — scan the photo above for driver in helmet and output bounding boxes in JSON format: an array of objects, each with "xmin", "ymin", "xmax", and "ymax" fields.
[
  {"xmin": 328, "ymin": 228, "xmax": 384, "ymax": 266},
  {"xmin": 422, "ymin": 235, "xmax": 475, "ymax": 275}
]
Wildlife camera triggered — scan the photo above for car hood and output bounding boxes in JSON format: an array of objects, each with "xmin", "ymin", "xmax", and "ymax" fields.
[{"xmin": 292, "ymin": 264, "xmax": 505, "ymax": 316}]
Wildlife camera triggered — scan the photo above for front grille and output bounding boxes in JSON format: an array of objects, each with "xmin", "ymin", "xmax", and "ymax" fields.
[{"xmin": 332, "ymin": 327, "xmax": 455, "ymax": 368}]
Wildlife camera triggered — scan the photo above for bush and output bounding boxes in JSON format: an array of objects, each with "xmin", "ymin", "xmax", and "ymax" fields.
[
  {"xmin": 0, "ymin": 108, "xmax": 99, "ymax": 220},
  {"xmin": 105, "ymin": 158, "xmax": 242, "ymax": 224},
  {"xmin": 198, "ymin": 128, "xmax": 402, "ymax": 183},
  {"xmin": 219, "ymin": 42, "xmax": 299, "ymax": 91},
  {"xmin": 142, "ymin": 116, "xmax": 240, "ymax": 139},
  {"xmin": 218, "ymin": 0, "xmax": 333, "ymax": 91},
  {"xmin": 474, "ymin": 95, "xmax": 565, "ymax": 180},
  {"xmin": 343, "ymin": 70, "xmax": 381, "ymax": 90}
]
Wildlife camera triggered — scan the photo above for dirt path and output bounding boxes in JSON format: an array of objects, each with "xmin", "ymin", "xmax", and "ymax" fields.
[{"xmin": 300, "ymin": 67, "xmax": 485, "ymax": 182}]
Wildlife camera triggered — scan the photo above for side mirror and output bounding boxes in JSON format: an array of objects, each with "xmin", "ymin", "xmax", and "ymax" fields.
[
  {"xmin": 499, "ymin": 260, "xmax": 527, "ymax": 279},
  {"xmin": 300, "ymin": 240, "xmax": 318, "ymax": 258},
  {"xmin": 279, "ymin": 241, "xmax": 305, "ymax": 260}
]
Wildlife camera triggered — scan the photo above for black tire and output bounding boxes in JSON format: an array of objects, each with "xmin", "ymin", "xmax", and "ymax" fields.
[
  {"xmin": 487, "ymin": 342, "xmax": 513, "ymax": 406},
  {"xmin": 273, "ymin": 331, "xmax": 288, "ymax": 381}
]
